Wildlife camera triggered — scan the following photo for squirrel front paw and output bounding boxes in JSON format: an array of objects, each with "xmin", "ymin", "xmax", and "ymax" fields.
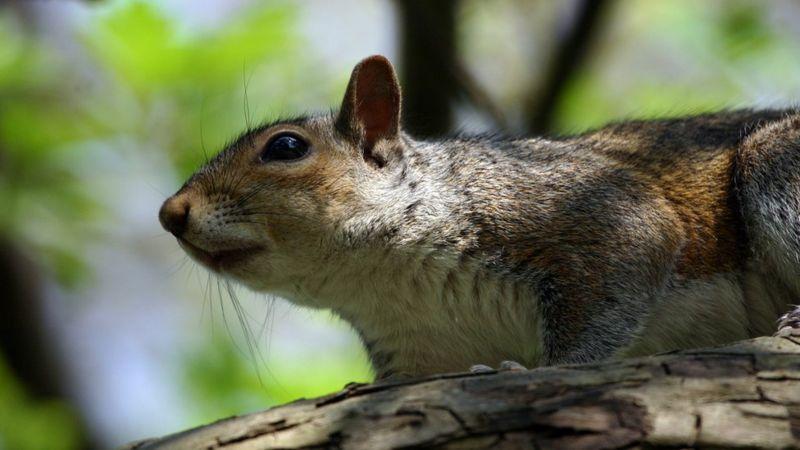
[
  {"xmin": 776, "ymin": 305, "xmax": 800, "ymax": 337},
  {"xmin": 469, "ymin": 360, "xmax": 527, "ymax": 374}
]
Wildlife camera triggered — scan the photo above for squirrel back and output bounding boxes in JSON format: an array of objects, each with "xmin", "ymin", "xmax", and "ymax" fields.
[{"xmin": 159, "ymin": 55, "xmax": 798, "ymax": 378}]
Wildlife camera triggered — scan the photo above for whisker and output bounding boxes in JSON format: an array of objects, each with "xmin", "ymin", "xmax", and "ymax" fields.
[
  {"xmin": 221, "ymin": 219, "xmax": 269, "ymax": 226},
  {"xmin": 224, "ymin": 280, "xmax": 275, "ymax": 388},
  {"xmin": 141, "ymin": 231, "xmax": 173, "ymax": 242},
  {"xmin": 233, "ymin": 211, "xmax": 306, "ymax": 220},
  {"xmin": 230, "ymin": 183, "xmax": 271, "ymax": 208},
  {"xmin": 186, "ymin": 258, "xmax": 199, "ymax": 284},
  {"xmin": 256, "ymin": 295, "xmax": 272, "ymax": 343},
  {"xmin": 200, "ymin": 271, "xmax": 212, "ymax": 327},
  {"xmin": 167, "ymin": 255, "xmax": 191, "ymax": 277},
  {"xmin": 232, "ymin": 206, "xmax": 307, "ymax": 219},
  {"xmin": 259, "ymin": 294, "xmax": 278, "ymax": 356},
  {"xmin": 242, "ymin": 61, "xmax": 253, "ymax": 131},
  {"xmin": 207, "ymin": 273, "xmax": 215, "ymax": 336},
  {"xmin": 227, "ymin": 165, "xmax": 252, "ymax": 195},
  {"xmin": 199, "ymin": 94, "xmax": 211, "ymax": 164},
  {"xmin": 145, "ymin": 181, "xmax": 168, "ymax": 197},
  {"xmin": 216, "ymin": 276, "xmax": 246, "ymax": 356}
]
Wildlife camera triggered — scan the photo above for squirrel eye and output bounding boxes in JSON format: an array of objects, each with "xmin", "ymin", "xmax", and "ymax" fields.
[{"xmin": 261, "ymin": 133, "xmax": 310, "ymax": 162}]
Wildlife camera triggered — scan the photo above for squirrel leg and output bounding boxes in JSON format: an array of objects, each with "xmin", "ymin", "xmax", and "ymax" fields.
[
  {"xmin": 776, "ymin": 305, "xmax": 800, "ymax": 337},
  {"xmin": 738, "ymin": 115, "xmax": 800, "ymax": 335}
]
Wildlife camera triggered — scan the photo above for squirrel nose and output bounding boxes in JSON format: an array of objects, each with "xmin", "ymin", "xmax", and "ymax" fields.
[{"xmin": 159, "ymin": 195, "xmax": 190, "ymax": 237}]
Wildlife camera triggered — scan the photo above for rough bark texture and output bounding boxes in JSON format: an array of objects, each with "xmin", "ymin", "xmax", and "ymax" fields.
[{"xmin": 125, "ymin": 335, "xmax": 800, "ymax": 449}]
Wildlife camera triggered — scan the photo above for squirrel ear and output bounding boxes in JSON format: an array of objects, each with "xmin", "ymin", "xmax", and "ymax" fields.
[{"xmin": 336, "ymin": 55, "xmax": 401, "ymax": 149}]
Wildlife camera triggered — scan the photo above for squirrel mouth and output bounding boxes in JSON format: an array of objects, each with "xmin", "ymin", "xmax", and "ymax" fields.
[{"xmin": 177, "ymin": 238, "xmax": 263, "ymax": 272}]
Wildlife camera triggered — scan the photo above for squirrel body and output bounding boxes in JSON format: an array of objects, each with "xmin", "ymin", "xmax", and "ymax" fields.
[{"xmin": 160, "ymin": 56, "xmax": 800, "ymax": 378}]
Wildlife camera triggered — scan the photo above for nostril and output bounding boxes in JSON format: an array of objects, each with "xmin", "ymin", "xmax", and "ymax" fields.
[{"xmin": 159, "ymin": 196, "xmax": 190, "ymax": 237}]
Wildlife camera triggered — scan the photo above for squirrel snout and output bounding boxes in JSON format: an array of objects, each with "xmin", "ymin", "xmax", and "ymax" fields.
[{"xmin": 159, "ymin": 195, "xmax": 191, "ymax": 237}]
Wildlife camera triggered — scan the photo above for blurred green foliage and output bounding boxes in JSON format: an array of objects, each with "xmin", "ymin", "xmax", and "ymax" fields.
[
  {"xmin": 82, "ymin": 0, "xmax": 309, "ymax": 176},
  {"xmin": 0, "ymin": 355, "xmax": 81, "ymax": 450},
  {"xmin": 184, "ymin": 327, "xmax": 371, "ymax": 422},
  {"xmin": 0, "ymin": 12, "xmax": 101, "ymax": 287},
  {"xmin": 554, "ymin": 0, "xmax": 800, "ymax": 133}
]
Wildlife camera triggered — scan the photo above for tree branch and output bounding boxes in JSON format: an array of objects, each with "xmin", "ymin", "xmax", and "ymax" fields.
[
  {"xmin": 124, "ymin": 335, "xmax": 800, "ymax": 449},
  {"xmin": 525, "ymin": 0, "xmax": 613, "ymax": 134}
]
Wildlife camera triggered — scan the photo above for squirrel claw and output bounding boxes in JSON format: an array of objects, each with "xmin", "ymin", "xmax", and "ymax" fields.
[
  {"xmin": 469, "ymin": 361, "xmax": 527, "ymax": 374},
  {"xmin": 499, "ymin": 360, "xmax": 527, "ymax": 371},
  {"xmin": 469, "ymin": 364, "xmax": 495, "ymax": 374},
  {"xmin": 775, "ymin": 305, "xmax": 800, "ymax": 337},
  {"xmin": 777, "ymin": 326, "xmax": 800, "ymax": 337}
]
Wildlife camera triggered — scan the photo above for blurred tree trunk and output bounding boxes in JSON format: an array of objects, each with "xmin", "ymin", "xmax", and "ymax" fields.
[
  {"xmin": 396, "ymin": 0, "xmax": 459, "ymax": 138},
  {"xmin": 0, "ymin": 240, "xmax": 61, "ymax": 398},
  {"xmin": 0, "ymin": 241, "xmax": 96, "ymax": 450},
  {"xmin": 126, "ymin": 335, "xmax": 800, "ymax": 449},
  {"xmin": 526, "ymin": 0, "xmax": 613, "ymax": 134}
]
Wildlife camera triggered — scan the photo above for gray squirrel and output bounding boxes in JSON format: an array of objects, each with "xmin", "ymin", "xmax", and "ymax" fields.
[{"xmin": 160, "ymin": 55, "xmax": 800, "ymax": 379}]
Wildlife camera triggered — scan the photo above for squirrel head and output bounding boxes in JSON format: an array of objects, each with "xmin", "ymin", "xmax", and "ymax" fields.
[{"xmin": 159, "ymin": 55, "xmax": 413, "ymax": 298}]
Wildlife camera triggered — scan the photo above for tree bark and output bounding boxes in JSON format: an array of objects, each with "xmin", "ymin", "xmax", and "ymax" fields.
[{"xmin": 125, "ymin": 335, "xmax": 800, "ymax": 449}]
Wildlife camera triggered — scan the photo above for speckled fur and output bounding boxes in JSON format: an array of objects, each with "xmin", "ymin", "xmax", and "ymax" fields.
[{"xmin": 163, "ymin": 56, "xmax": 800, "ymax": 378}]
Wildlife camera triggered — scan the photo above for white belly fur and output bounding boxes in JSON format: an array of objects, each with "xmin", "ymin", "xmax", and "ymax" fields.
[{"xmin": 318, "ymin": 252, "xmax": 544, "ymax": 376}]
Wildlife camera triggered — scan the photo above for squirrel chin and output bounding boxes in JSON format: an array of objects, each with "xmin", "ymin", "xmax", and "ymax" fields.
[{"xmin": 178, "ymin": 237, "xmax": 265, "ymax": 273}]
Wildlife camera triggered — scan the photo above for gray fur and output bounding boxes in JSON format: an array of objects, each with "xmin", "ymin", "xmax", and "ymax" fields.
[{"xmin": 161, "ymin": 56, "xmax": 800, "ymax": 378}]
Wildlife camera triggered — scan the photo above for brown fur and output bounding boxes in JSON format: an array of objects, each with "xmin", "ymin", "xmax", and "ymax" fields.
[
  {"xmin": 160, "ymin": 56, "xmax": 799, "ymax": 377},
  {"xmin": 578, "ymin": 111, "xmax": 786, "ymax": 276}
]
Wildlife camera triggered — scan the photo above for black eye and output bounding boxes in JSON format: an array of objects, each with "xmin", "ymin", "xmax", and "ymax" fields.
[{"xmin": 261, "ymin": 134, "xmax": 310, "ymax": 162}]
